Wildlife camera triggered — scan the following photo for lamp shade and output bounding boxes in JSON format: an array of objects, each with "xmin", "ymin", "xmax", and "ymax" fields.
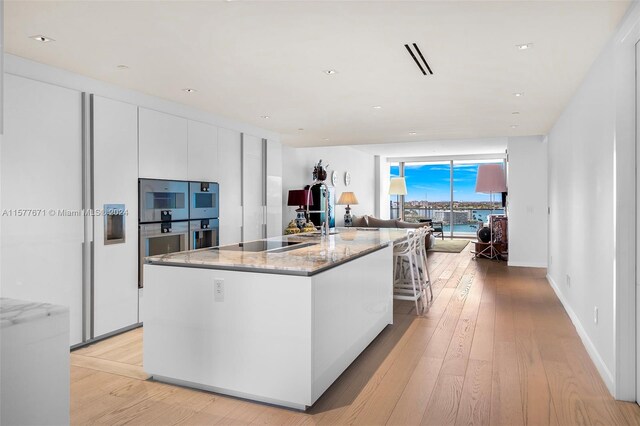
[
  {"xmin": 475, "ymin": 164, "xmax": 507, "ymax": 193},
  {"xmin": 388, "ymin": 177, "xmax": 408, "ymax": 195},
  {"xmin": 287, "ymin": 189, "xmax": 313, "ymax": 207},
  {"xmin": 337, "ymin": 192, "xmax": 359, "ymax": 205}
]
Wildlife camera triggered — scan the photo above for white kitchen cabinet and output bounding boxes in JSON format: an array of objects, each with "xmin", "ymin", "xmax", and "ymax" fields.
[
  {"xmin": 242, "ymin": 134, "xmax": 266, "ymax": 242},
  {"xmin": 139, "ymin": 107, "xmax": 188, "ymax": 180},
  {"xmin": 188, "ymin": 120, "xmax": 219, "ymax": 182},
  {"xmin": 92, "ymin": 96, "xmax": 139, "ymax": 337},
  {"xmin": 266, "ymin": 139, "xmax": 283, "ymax": 238},
  {"xmin": 1, "ymin": 74, "xmax": 84, "ymax": 346},
  {"xmin": 217, "ymin": 128, "xmax": 242, "ymax": 245}
]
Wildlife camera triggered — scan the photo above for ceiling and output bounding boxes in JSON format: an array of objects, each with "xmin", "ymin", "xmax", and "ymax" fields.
[
  {"xmin": 353, "ymin": 137, "xmax": 508, "ymax": 159},
  {"xmin": 5, "ymin": 1, "xmax": 630, "ymax": 148}
]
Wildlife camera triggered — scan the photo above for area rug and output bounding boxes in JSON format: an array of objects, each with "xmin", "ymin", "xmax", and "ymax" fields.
[{"xmin": 428, "ymin": 239, "xmax": 471, "ymax": 253}]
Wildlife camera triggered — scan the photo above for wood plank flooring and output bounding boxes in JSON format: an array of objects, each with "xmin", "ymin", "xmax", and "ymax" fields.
[{"xmin": 70, "ymin": 245, "xmax": 640, "ymax": 425}]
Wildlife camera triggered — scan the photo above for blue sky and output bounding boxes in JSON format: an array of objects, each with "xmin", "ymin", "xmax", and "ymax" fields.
[{"xmin": 390, "ymin": 163, "xmax": 501, "ymax": 202}]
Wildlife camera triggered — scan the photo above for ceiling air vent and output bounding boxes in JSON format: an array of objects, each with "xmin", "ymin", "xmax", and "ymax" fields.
[{"xmin": 404, "ymin": 43, "xmax": 433, "ymax": 75}]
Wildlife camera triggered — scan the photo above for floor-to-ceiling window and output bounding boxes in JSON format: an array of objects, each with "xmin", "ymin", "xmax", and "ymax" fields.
[
  {"xmin": 401, "ymin": 161, "xmax": 451, "ymax": 223},
  {"xmin": 452, "ymin": 160, "xmax": 505, "ymax": 237},
  {"xmin": 390, "ymin": 158, "xmax": 505, "ymax": 237}
]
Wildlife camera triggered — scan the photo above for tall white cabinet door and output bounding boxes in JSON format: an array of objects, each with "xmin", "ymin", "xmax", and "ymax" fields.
[
  {"xmin": 188, "ymin": 120, "xmax": 219, "ymax": 182},
  {"xmin": 242, "ymin": 134, "xmax": 265, "ymax": 242},
  {"xmin": 138, "ymin": 108, "xmax": 188, "ymax": 180},
  {"xmin": 217, "ymin": 128, "xmax": 242, "ymax": 245},
  {"xmin": 92, "ymin": 96, "xmax": 139, "ymax": 337},
  {"xmin": 2, "ymin": 74, "xmax": 84, "ymax": 346},
  {"xmin": 266, "ymin": 139, "xmax": 283, "ymax": 238}
]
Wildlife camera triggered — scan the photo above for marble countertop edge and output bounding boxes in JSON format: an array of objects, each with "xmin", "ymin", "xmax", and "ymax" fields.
[
  {"xmin": 145, "ymin": 228, "xmax": 412, "ymax": 276},
  {"xmin": 1, "ymin": 298, "xmax": 69, "ymax": 329},
  {"xmin": 146, "ymin": 241, "xmax": 393, "ymax": 277}
]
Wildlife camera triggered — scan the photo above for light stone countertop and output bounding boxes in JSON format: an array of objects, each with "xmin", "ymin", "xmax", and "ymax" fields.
[
  {"xmin": 0, "ymin": 298, "xmax": 69, "ymax": 329},
  {"xmin": 145, "ymin": 227, "xmax": 412, "ymax": 276}
]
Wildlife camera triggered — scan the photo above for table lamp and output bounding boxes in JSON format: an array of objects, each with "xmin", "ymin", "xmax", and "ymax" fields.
[
  {"xmin": 388, "ymin": 177, "xmax": 408, "ymax": 220},
  {"xmin": 287, "ymin": 189, "xmax": 313, "ymax": 229},
  {"xmin": 337, "ymin": 192, "xmax": 359, "ymax": 227}
]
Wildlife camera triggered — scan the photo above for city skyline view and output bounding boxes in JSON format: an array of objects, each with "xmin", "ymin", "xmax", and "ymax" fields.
[{"xmin": 390, "ymin": 161, "xmax": 505, "ymax": 203}]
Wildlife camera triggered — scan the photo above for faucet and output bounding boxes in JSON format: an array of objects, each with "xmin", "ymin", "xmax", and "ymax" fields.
[{"xmin": 305, "ymin": 181, "xmax": 330, "ymax": 236}]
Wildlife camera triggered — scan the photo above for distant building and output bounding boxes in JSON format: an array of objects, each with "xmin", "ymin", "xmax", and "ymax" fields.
[{"xmin": 433, "ymin": 210, "xmax": 472, "ymax": 224}]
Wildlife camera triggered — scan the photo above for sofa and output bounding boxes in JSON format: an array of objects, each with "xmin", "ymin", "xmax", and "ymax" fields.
[{"xmin": 351, "ymin": 215, "xmax": 434, "ymax": 248}]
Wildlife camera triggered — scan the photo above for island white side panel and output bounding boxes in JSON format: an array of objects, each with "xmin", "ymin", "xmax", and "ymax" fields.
[
  {"xmin": 143, "ymin": 265, "xmax": 312, "ymax": 406},
  {"xmin": 311, "ymin": 245, "xmax": 393, "ymax": 402},
  {"xmin": 1, "ymin": 312, "xmax": 70, "ymax": 426}
]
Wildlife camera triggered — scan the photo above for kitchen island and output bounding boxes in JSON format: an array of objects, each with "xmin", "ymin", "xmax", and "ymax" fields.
[{"xmin": 143, "ymin": 228, "xmax": 409, "ymax": 410}]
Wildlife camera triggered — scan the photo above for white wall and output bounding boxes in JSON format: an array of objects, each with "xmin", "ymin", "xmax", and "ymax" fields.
[
  {"xmin": 546, "ymin": 1, "xmax": 639, "ymax": 399},
  {"xmin": 506, "ymin": 136, "xmax": 548, "ymax": 268},
  {"xmin": 281, "ymin": 146, "xmax": 376, "ymax": 229}
]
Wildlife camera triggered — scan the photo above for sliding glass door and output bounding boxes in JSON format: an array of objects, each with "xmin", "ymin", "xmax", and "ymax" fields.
[{"xmin": 390, "ymin": 158, "xmax": 505, "ymax": 238}]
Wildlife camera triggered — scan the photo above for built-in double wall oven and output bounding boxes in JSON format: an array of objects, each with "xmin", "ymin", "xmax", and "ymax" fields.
[{"xmin": 139, "ymin": 179, "xmax": 219, "ymax": 287}]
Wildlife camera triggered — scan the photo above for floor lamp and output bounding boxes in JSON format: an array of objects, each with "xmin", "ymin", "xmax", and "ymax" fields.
[
  {"xmin": 389, "ymin": 177, "xmax": 408, "ymax": 221},
  {"xmin": 474, "ymin": 164, "xmax": 507, "ymax": 259}
]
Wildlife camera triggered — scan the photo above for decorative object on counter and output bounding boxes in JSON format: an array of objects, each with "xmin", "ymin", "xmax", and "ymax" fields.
[
  {"xmin": 344, "ymin": 171, "xmax": 351, "ymax": 186},
  {"xmin": 284, "ymin": 220, "xmax": 301, "ymax": 235},
  {"xmin": 331, "ymin": 171, "xmax": 338, "ymax": 186},
  {"xmin": 302, "ymin": 220, "xmax": 316, "ymax": 233},
  {"xmin": 312, "ymin": 159, "xmax": 328, "ymax": 182},
  {"xmin": 287, "ymin": 189, "xmax": 313, "ymax": 229},
  {"xmin": 306, "ymin": 183, "xmax": 335, "ymax": 230},
  {"xmin": 472, "ymin": 164, "xmax": 507, "ymax": 260},
  {"xmin": 337, "ymin": 192, "xmax": 359, "ymax": 227},
  {"xmin": 388, "ymin": 177, "xmax": 408, "ymax": 220}
]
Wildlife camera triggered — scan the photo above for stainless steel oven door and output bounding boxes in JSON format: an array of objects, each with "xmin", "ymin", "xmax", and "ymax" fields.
[
  {"xmin": 139, "ymin": 221, "xmax": 189, "ymax": 288},
  {"xmin": 189, "ymin": 181, "xmax": 219, "ymax": 220},
  {"xmin": 139, "ymin": 179, "xmax": 189, "ymax": 223},
  {"xmin": 189, "ymin": 218, "xmax": 219, "ymax": 250}
]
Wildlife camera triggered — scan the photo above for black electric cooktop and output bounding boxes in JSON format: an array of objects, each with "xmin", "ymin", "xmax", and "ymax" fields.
[{"xmin": 214, "ymin": 240, "xmax": 305, "ymax": 252}]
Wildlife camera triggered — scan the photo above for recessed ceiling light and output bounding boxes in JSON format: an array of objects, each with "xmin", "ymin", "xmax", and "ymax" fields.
[
  {"xmin": 30, "ymin": 35, "xmax": 54, "ymax": 43},
  {"xmin": 323, "ymin": 138, "xmax": 330, "ymax": 141},
  {"xmin": 116, "ymin": 64, "xmax": 129, "ymax": 70},
  {"xmin": 510, "ymin": 125, "xmax": 519, "ymax": 129},
  {"xmin": 513, "ymin": 92, "xmax": 524, "ymax": 97},
  {"xmin": 323, "ymin": 70, "xmax": 338, "ymax": 75},
  {"xmin": 298, "ymin": 128, "xmax": 304, "ymax": 131},
  {"xmin": 516, "ymin": 43, "xmax": 533, "ymax": 50},
  {"xmin": 372, "ymin": 105, "xmax": 382, "ymax": 109},
  {"xmin": 512, "ymin": 111, "xmax": 520, "ymax": 115},
  {"xmin": 260, "ymin": 115, "xmax": 270, "ymax": 119},
  {"xmin": 409, "ymin": 131, "xmax": 417, "ymax": 135},
  {"xmin": 182, "ymin": 88, "xmax": 196, "ymax": 93}
]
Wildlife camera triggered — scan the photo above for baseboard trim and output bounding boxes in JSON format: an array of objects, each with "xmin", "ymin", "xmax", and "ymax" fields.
[
  {"xmin": 70, "ymin": 322, "xmax": 142, "ymax": 351},
  {"xmin": 546, "ymin": 274, "xmax": 615, "ymax": 395},
  {"xmin": 508, "ymin": 260, "xmax": 548, "ymax": 268}
]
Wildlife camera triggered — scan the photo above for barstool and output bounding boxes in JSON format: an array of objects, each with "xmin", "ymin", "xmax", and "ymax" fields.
[
  {"xmin": 393, "ymin": 231, "xmax": 427, "ymax": 314},
  {"xmin": 415, "ymin": 227, "xmax": 433, "ymax": 305}
]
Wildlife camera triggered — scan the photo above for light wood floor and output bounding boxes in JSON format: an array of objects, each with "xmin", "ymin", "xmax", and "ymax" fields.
[{"xmin": 70, "ymin": 245, "xmax": 640, "ymax": 425}]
